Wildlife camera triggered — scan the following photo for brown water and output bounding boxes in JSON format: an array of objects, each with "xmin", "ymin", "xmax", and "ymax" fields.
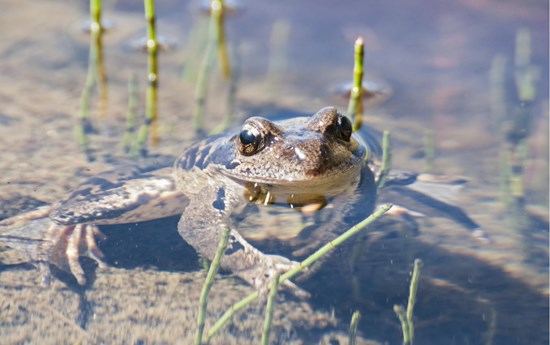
[{"xmin": 0, "ymin": 0, "xmax": 548, "ymax": 344}]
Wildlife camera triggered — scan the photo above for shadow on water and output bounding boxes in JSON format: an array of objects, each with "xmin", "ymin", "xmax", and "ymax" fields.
[
  {"xmin": 96, "ymin": 216, "xmax": 198, "ymax": 272},
  {"xmin": 303, "ymin": 224, "xmax": 549, "ymax": 345},
  {"xmin": 52, "ymin": 215, "xmax": 549, "ymax": 345}
]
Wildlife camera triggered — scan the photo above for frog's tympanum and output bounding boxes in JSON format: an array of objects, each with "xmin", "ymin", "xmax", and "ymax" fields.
[{"xmin": 0, "ymin": 107, "xmax": 479, "ymax": 292}]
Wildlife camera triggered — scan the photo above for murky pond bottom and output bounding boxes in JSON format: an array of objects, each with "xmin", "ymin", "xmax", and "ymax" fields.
[{"xmin": 0, "ymin": 0, "xmax": 548, "ymax": 344}]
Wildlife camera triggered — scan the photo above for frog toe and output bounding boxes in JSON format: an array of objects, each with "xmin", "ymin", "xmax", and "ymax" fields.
[
  {"xmin": 66, "ymin": 224, "xmax": 87, "ymax": 285},
  {"xmin": 85, "ymin": 225, "xmax": 108, "ymax": 268},
  {"xmin": 42, "ymin": 222, "xmax": 108, "ymax": 285}
]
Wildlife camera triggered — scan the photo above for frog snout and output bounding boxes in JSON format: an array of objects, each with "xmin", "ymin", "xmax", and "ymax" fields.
[{"xmin": 281, "ymin": 144, "xmax": 308, "ymax": 162}]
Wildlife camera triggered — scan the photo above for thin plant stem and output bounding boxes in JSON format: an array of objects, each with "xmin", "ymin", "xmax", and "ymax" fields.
[
  {"xmin": 89, "ymin": 0, "xmax": 108, "ymax": 118},
  {"xmin": 348, "ymin": 37, "xmax": 365, "ymax": 132},
  {"xmin": 205, "ymin": 204, "xmax": 393, "ymax": 342},
  {"xmin": 394, "ymin": 258, "xmax": 422, "ymax": 345},
  {"xmin": 76, "ymin": 0, "xmax": 106, "ymax": 161},
  {"xmin": 376, "ymin": 130, "xmax": 392, "ymax": 189},
  {"xmin": 406, "ymin": 259, "xmax": 422, "ymax": 344},
  {"xmin": 348, "ymin": 310, "xmax": 361, "ymax": 345},
  {"xmin": 500, "ymin": 28, "xmax": 540, "ymax": 255},
  {"xmin": 213, "ymin": 0, "xmax": 231, "ymax": 80},
  {"xmin": 515, "ymin": 28, "xmax": 536, "ymax": 101},
  {"xmin": 261, "ymin": 274, "xmax": 280, "ymax": 345},
  {"xmin": 133, "ymin": 0, "xmax": 159, "ymax": 155},
  {"xmin": 194, "ymin": 226, "xmax": 231, "ymax": 345},
  {"xmin": 96, "ymin": 30, "xmax": 108, "ymax": 118},
  {"xmin": 145, "ymin": 0, "xmax": 159, "ymax": 145},
  {"xmin": 393, "ymin": 305, "xmax": 409, "ymax": 345},
  {"xmin": 90, "ymin": 0, "xmax": 101, "ymax": 30}
]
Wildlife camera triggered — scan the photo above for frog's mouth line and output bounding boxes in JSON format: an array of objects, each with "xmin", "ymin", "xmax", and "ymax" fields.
[{"xmin": 224, "ymin": 162, "xmax": 363, "ymax": 194}]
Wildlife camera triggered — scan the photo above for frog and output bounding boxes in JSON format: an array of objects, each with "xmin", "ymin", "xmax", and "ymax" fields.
[{"xmin": 0, "ymin": 106, "xmax": 480, "ymax": 292}]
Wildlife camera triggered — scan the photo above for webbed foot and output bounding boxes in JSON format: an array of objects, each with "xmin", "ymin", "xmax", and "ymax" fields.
[{"xmin": 42, "ymin": 222, "xmax": 108, "ymax": 285}]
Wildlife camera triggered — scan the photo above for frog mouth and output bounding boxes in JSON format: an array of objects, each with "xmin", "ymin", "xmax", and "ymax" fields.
[{"xmin": 225, "ymin": 162, "xmax": 363, "ymax": 196}]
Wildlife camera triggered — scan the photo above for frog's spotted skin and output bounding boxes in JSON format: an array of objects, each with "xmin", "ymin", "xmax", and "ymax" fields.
[
  {"xmin": 0, "ymin": 106, "xmax": 480, "ymax": 291},
  {"xmin": 51, "ymin": 167, "xmax": 187, "ymax": 226}
]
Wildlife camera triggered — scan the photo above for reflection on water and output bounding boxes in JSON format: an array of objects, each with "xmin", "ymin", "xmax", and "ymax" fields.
[{"xmin": 0, "ymin": 0, "xmax": 547, "ymax": 344}]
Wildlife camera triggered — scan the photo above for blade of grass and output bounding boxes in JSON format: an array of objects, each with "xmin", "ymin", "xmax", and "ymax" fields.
[
  {"xmin": 194, "ymin": 226, "xmax": 231, "ymax": 345},
  {"xmin": 348, "ymin": 37, "xmax": 365, "ymax": 132},
  {"xmin": 348, "ymin": 310, "xmax": 361, "ymax": 345},
  {"xmin": 133, "ymin": 0, "xmax": 159, "ymax": 155},
  {"xmin": 261, "ymin": 273, "xmax": 280, "ymax": 345}
]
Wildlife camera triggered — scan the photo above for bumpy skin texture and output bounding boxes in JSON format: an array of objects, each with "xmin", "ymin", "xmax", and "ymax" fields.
[
  {"xmin": 174, "ymin": 107, "xmax": 371, "ymax": 291},
  {"xmin": 0, "ymin": 106, "xmax": 481, "ymax": 290},
  {"xmin": 0, "ymin": 107, "xmax": 373, "ymax": 290}
]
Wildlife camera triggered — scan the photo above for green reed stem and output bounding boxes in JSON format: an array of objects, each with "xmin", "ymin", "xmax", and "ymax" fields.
[
  {"xmin": 123, "ymin": 74, "xmax": 138, "ymax": 153},
  {"xmin": 213, "ymin": 0, "xmax": 231, "ymax": 80},
  {"xmin": 515, "ymin": 28, "xmax": 536, "ymax": 102},
  {"xmin": 195, "ymin": 226, "xmax": 231, "ymax": 345},
  {"xmin": 406, "ymin": 259, "xmax": 422, "ymax": 343},
  {"xmin": 90, "ymin": 0, "xmax": 101, "ymax": 30},
  {"xmin": 393, "ymin": 305, "xmax": 409, "ymax": 344},
  {"xmin": 88, "ymin": 0, "xmax": 109, "ymax": 118},
  {"xmin": 76, "ymin": 0, "xmax": 106, "ymax": 161},
  {"xmin": 133, "ymin": 0, "xmax": 159, "ymax": 155},
  {"xmin": 348, "ymin": 310, "xmax": 361, "ymax": 345},
  {"xmin": 205, "ymin": 204, "xmax": 393, "ymax": 342},
  {"xmin": 394, "ymin": 258, "xmax": 422, "ymax": 345},
  {"xmin": 376, "ymin": 130, "xmax": 392, "ymax": 189},
  {"xmin": 348, "ymin": 37, "xmax": 365, "ymax": 132},
  {"xmin": 261, "ymin": 274, "xmax": 280, "ymax": 345}
]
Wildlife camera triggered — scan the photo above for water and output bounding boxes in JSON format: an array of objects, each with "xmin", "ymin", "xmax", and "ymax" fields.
[{"xmin": 0, "ymin": 0, "xmax": 547, "ymax": 344}]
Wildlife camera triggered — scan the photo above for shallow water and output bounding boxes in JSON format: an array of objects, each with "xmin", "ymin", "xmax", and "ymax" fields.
[{"xmin": 0, "ymin": 0, "xmax": 548, "ymax": 344}]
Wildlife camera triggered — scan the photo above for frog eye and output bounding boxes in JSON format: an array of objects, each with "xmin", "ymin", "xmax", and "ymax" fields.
[
  {"xmin": 337, "ymin": 115, "xmax": 353, "ymax": 141},
  {"xmin": 238, "ymin": 128, "xmax": 263, "ymax": 156}
]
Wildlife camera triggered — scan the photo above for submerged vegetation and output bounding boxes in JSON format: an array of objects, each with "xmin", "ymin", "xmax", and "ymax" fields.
[
  {"xmin": 394, "ymin": 259, "xmax": 422, "ymax": 345},
  {"xmin": 493, "ymin": 28, "xmax": 543, "ymax": 257},
  {"xmin": 132, "ymin": 0, "xmax": 160, "ymax": 156},
  {"xmin": 76, "ymin": 0, "xmax": 107, "ymax": 161}
]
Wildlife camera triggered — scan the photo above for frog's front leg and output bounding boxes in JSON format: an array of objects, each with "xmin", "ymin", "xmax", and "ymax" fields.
[{"xmin": 178, "ymin": 182, "xmax": 301, "ymax": 294}]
